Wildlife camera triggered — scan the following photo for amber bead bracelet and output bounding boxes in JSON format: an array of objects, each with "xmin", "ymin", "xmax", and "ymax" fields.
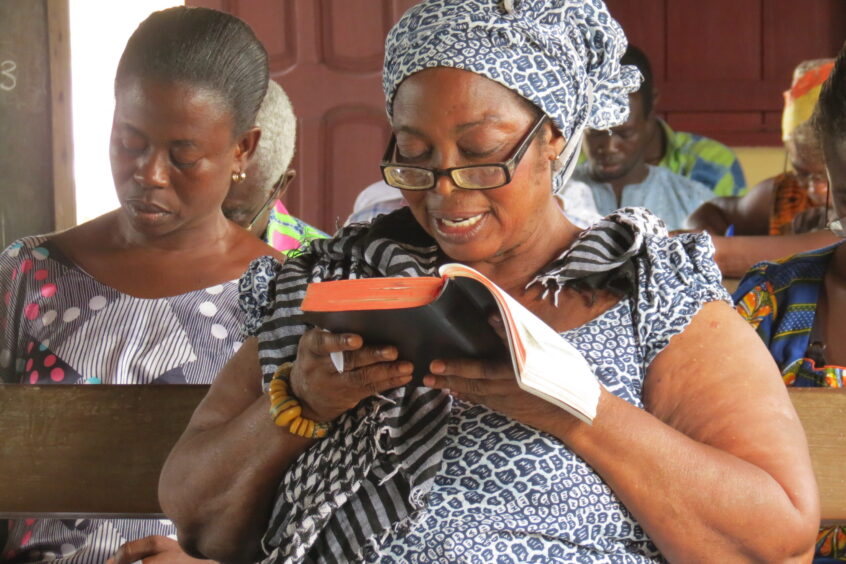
[{"xmin": 268, "ymin": 361, "xmax": 331, "ymax": 439}]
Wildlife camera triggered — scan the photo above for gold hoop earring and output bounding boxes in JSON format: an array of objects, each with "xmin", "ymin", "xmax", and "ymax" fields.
[{"xmin": 231, "ymin": 171, "xmax": 247, "ymax": 184}]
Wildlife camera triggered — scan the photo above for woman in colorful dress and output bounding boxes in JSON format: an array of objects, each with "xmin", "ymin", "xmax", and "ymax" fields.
[
  {"xmin": 734, "ymin": 41, "xmax": 846, "ymax": 562},
  {"xmin": 0, "ymin": 7, "xmax": 281, "ymax": 563},
  {"xmin": 688, "ymin": 58, "xmax": 834, "ymax": 237},
  {"xmin": 161, "ymin": 1, "xmax": 819, "ymax": 562}
]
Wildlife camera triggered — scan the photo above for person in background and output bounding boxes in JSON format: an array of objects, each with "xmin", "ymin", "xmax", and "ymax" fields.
[
  {"xmin": 688, "ymin": 59, "xmax": 834, "ymax": 237},
  {"xmin": 344, "ymin": 179, "xmax": 407, "ymax": 225},
  {"xmin": 348, "ymin": 179, "xmax": 602, "ymax": 228},
  {"xmin": 566, "ymin": 66, "xmax": 716, "ymax": 231},
  {"xmin": 733, "ymin": 42, "xmax": 846, "ymax": 563},
  {"xmin": 222, "ymin": 79, "xmax": 327, "ymax": 255},
  {"xmin": 159, "ymin": 1, "xmax": 817, "ymax": 562},
  {"xmin": 618, "ymin": 46, "xmax": 747, "ymax": 196},
  {"xmin": 0, "ymin": 6, "xmax": 281, "ymax": 563}
]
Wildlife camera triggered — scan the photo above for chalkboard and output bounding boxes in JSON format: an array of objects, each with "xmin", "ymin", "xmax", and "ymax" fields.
[{"xmin": 0, "ymin": 0, "xmax": 74, "ymax": 249}]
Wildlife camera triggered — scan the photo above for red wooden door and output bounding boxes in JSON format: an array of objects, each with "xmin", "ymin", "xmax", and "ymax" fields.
[
  {"xmin": 189, "ymin": 0, "xmax": 416, "ymax": 233},
  {"xmin": 192, "ymin": 0, "xmax": 846, "ymax": 226},
  {"xmin": 605, "ymin": 0, "xmax": 846, "ymax": 146}
]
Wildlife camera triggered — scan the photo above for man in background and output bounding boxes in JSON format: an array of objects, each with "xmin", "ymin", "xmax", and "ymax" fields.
[
  {"xmin": 623, "ymin": 45, "xmax": 747, "ymax": 197},
  {"xmin": 566, "ymin": 73, "xmax": 716, "ymax": 231}
]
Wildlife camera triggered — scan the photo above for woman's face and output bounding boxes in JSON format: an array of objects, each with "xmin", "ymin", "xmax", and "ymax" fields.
[
  {"xmin": 786, "ymin": 132, "xmax": 829, "ymax": 205},
  {"xmin": 391, "ymin": 67, "xmax": 564, "ymax": 265},
  {"xmin": 823, "ymin": 136, "xmax": 846, "ymax": 218},
  {"xmin": 110, "ymin": 77, "xmax": 250, "ymax": 237}
]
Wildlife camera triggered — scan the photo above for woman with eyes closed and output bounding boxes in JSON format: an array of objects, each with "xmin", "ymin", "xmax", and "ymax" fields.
[
  {"xmin": 160, "ymin": 1, "xmax": 818, "ymax": 562},
  {"xmin": 0, "ymin": 6, "xmax": 282, "ymax": 564}
]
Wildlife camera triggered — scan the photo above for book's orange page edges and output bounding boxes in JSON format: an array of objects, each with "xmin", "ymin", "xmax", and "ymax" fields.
[{"xmin": 301, "ymin": 277, "xmax": 444, "ymax": 311}]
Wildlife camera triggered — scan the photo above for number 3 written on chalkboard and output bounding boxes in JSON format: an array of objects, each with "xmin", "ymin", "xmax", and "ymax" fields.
[{"xmin": 1, "ymin": 60, "xmax": 16, "ymax": 91}]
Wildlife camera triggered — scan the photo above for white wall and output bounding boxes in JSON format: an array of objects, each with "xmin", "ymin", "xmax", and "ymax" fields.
[{"xmin": 70, "ymin": 0, "xmax": 183, "ymax": 225}]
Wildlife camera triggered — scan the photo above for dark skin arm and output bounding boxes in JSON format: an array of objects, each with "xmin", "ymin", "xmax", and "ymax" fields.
[
  {"xmin": 107, "ymin": 536, "xmax": 214, "ymax": 564},
  {"xmin": 426, "ymin": 301, "xmax": 819, "ymax": 563},
  {"xmin": 685, "ymin": 178, "xmax": 775, "ymax": 236},
  {"xmin": 712, "ymin": 230, "xmax": 839, "ymax": 278},
  {"xmin": 159, "ymin": 333, "xmax": 413, "ymax": 563}
]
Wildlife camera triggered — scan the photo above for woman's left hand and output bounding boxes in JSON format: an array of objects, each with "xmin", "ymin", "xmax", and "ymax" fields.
[
  {"xmin": 422, "ymin": 356, "xmax": 551, "ymax": 426},
  {"xmin": 423, "ymin": 314, "xmax": 569, "ymax": 430},
  {"xmin": 107, "ymin": 535, "xmax": 215, "ymax": 564}
]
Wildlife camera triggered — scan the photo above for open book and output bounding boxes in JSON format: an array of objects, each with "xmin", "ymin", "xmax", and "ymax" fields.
[{"xmin": 300, "ymin": 263, "xmax": 600, "ymax": 423}]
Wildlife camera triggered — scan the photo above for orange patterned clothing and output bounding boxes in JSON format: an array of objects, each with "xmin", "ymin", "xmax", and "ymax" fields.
[{"xmin": 768, "ymin": 171, "xmax": 828, "ymax": 235}]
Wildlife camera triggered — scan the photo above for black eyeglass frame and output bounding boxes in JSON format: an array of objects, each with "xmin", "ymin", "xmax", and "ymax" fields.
[{"xmin": 380, "ymin": 114, "xmax": 549, "ymax": 191}]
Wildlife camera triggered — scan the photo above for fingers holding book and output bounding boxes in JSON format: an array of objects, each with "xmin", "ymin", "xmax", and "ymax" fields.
[
  {"xmin": 291, "ymin": 327, "xmax": 415, "ymax": 421},
  {"xmin": 425, "ymin": 356, "xmax": 566, "ymax": 430}
]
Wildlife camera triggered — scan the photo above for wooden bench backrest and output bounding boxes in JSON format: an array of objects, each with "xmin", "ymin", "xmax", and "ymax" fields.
[
  {"xmin": 789, "ymin": 388, "xmax": 846, "ymax": 525},
  {"xmin": 0, "ymin": 385, "xmax": 208, "ymax": 518},
  {"xmin": 0, "ymin": 385, "xmax": 843, "ymax": 523}
]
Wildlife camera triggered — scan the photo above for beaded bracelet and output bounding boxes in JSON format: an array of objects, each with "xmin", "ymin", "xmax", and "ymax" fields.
[{"xmin": 268, "ymin": 361, "xmax": 331, "ymax": 439}]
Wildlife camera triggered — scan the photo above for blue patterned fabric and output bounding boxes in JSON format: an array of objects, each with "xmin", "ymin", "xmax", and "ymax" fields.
[
  {"xmin": 382, "ymin": 0, "xmax": 641, "ymax": 190},
  {"xmin": 733, "ymin": 243, "xmax": 845, "ymax": 389},
  {"xmin": 246, "ymin": 207, "xmax": 728, "ymax": 562},
  {"xmin": 364, "ymin": 223, "xmax": 728, "ymax": 563},
  {"xmin": 367, "ymin": 302, "xmax": 655, "ymax": 563},
  {"xmin": 239, "ymin": 255, "xmax": 284, "ymax": 337}
]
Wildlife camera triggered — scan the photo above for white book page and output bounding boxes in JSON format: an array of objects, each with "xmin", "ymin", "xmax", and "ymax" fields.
[
  {"xmin": 439, "ymin": 263, "xmax": 600, "ymax": 423},
  {"xmin": 494, "ymin": 289, "xmax": 600, "ymax": 423}
]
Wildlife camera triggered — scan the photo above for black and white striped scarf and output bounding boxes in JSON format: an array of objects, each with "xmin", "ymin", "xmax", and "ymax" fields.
[{"xmin": 257, "ymin": 207, "xmax": 666, "ymax": 563}]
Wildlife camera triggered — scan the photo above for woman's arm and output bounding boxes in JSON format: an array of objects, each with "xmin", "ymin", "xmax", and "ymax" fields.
[
  {"xmin": 685, "ymin": 179, "xmax": 775, "ymax": 236},
  {"xmin": 158, "ymin": 338, "xmax": 312, "ymax": 563},
  {"xmin": 159, "ymin": 332, "xmax": 414, "ymax": 563},
  {"xmin": 555, "ymin": 301, "xmax": 818, "ymax": 562},
  {"xmin": 713, "ymin": 230, "xmax": 839, "ymax": 278},
  {"xmin": 428, "ymin": 301, "xmax": 819, "ymax": 562}
]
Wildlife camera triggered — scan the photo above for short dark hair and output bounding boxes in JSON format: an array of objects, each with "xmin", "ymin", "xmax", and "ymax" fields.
[
  {"xmin": 115, "ymin": 6, "xmax": 268, "ymax": 136},
  {"xmin": 815, "ymin": 40, "xmax": 846, "ymax": 142},
  {"xmin": 621, "ymin": 45, "xmax": 654, "ymax": 117}
]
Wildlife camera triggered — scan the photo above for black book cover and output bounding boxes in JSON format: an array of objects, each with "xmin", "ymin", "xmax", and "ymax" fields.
[{"xmin": 300, "ymin": 277, "xmax": 508, "ymax": 385}]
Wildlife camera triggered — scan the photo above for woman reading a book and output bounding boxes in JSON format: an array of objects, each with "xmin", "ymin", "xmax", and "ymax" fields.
[{"xmin": 160, "ymin": 1, "xmax": 819, "ymax": 562}]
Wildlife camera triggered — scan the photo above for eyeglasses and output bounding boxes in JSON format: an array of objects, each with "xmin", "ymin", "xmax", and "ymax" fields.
[
  {"xmin": 245, "ymin": 169, "xmax": 296, "ymax": 234},
  {"xmin": 380, "ymin": 114, "xmax": 548, "ymax": 191}
]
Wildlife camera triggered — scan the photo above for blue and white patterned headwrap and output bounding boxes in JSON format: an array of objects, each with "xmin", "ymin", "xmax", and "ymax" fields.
[{"xmin": 383, "ymin": 0, "xmax": 641, "ymax": 190}]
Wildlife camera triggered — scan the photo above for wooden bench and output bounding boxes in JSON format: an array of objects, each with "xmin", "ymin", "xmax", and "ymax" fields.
[
  {"xmin": 789, "ymin": 388, "xmax": 846, "ymax": 526},
  {"xmin": 0, "ymin": 385, "xmax": 843, "ymax": 525},
  {"xmin": 0, "ymin": 384, "xmax": 208, "ymax": 518}
]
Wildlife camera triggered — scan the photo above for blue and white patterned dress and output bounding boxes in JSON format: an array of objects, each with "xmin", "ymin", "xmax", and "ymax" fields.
[{"xmin": 246, "ymin": 208, "xmax": 729, "ymax": 563}]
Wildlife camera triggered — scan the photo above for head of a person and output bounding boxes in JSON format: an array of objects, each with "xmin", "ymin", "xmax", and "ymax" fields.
[
  {"xmin": 582, "ymin": 45, "xmax": 653, "ymax": 185},
  {"xmin": 382, "ymin": 0, "xmax": 638, "ymax": 264},
  {"xmin": 784, "ymin": 58, "xmax": 833, "ymax": 203},
  {"xmin": 815, "ymin": 42, "xmax": 846, "ymax": 220},
  {"xmin": 111, "ymin": 6, "xmax": 268, "ymax": 237},
  {"xmin": 222, "ymin": 79, "xmax": 297, "ymax": 236}
]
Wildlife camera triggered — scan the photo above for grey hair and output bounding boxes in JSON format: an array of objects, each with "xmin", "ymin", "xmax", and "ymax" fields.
[{"xmin": 253, "ymin": 79, "xmax": 297, "ymax": 192}]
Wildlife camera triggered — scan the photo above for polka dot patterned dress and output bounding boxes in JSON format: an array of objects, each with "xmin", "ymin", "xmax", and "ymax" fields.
[{"xmin": 0, "ymin": 235, "xmax": 271, "ymax": 563}]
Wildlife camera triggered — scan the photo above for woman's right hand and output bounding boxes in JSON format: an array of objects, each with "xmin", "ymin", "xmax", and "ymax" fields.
[{"xmin": 290, "ymin": 328, "xmax": 414, "ymax": 422}]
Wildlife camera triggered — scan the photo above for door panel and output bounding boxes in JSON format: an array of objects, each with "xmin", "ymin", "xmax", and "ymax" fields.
[{"xmin": 192, "ymin": 0, "xmax": 846, "ymax": 225}]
